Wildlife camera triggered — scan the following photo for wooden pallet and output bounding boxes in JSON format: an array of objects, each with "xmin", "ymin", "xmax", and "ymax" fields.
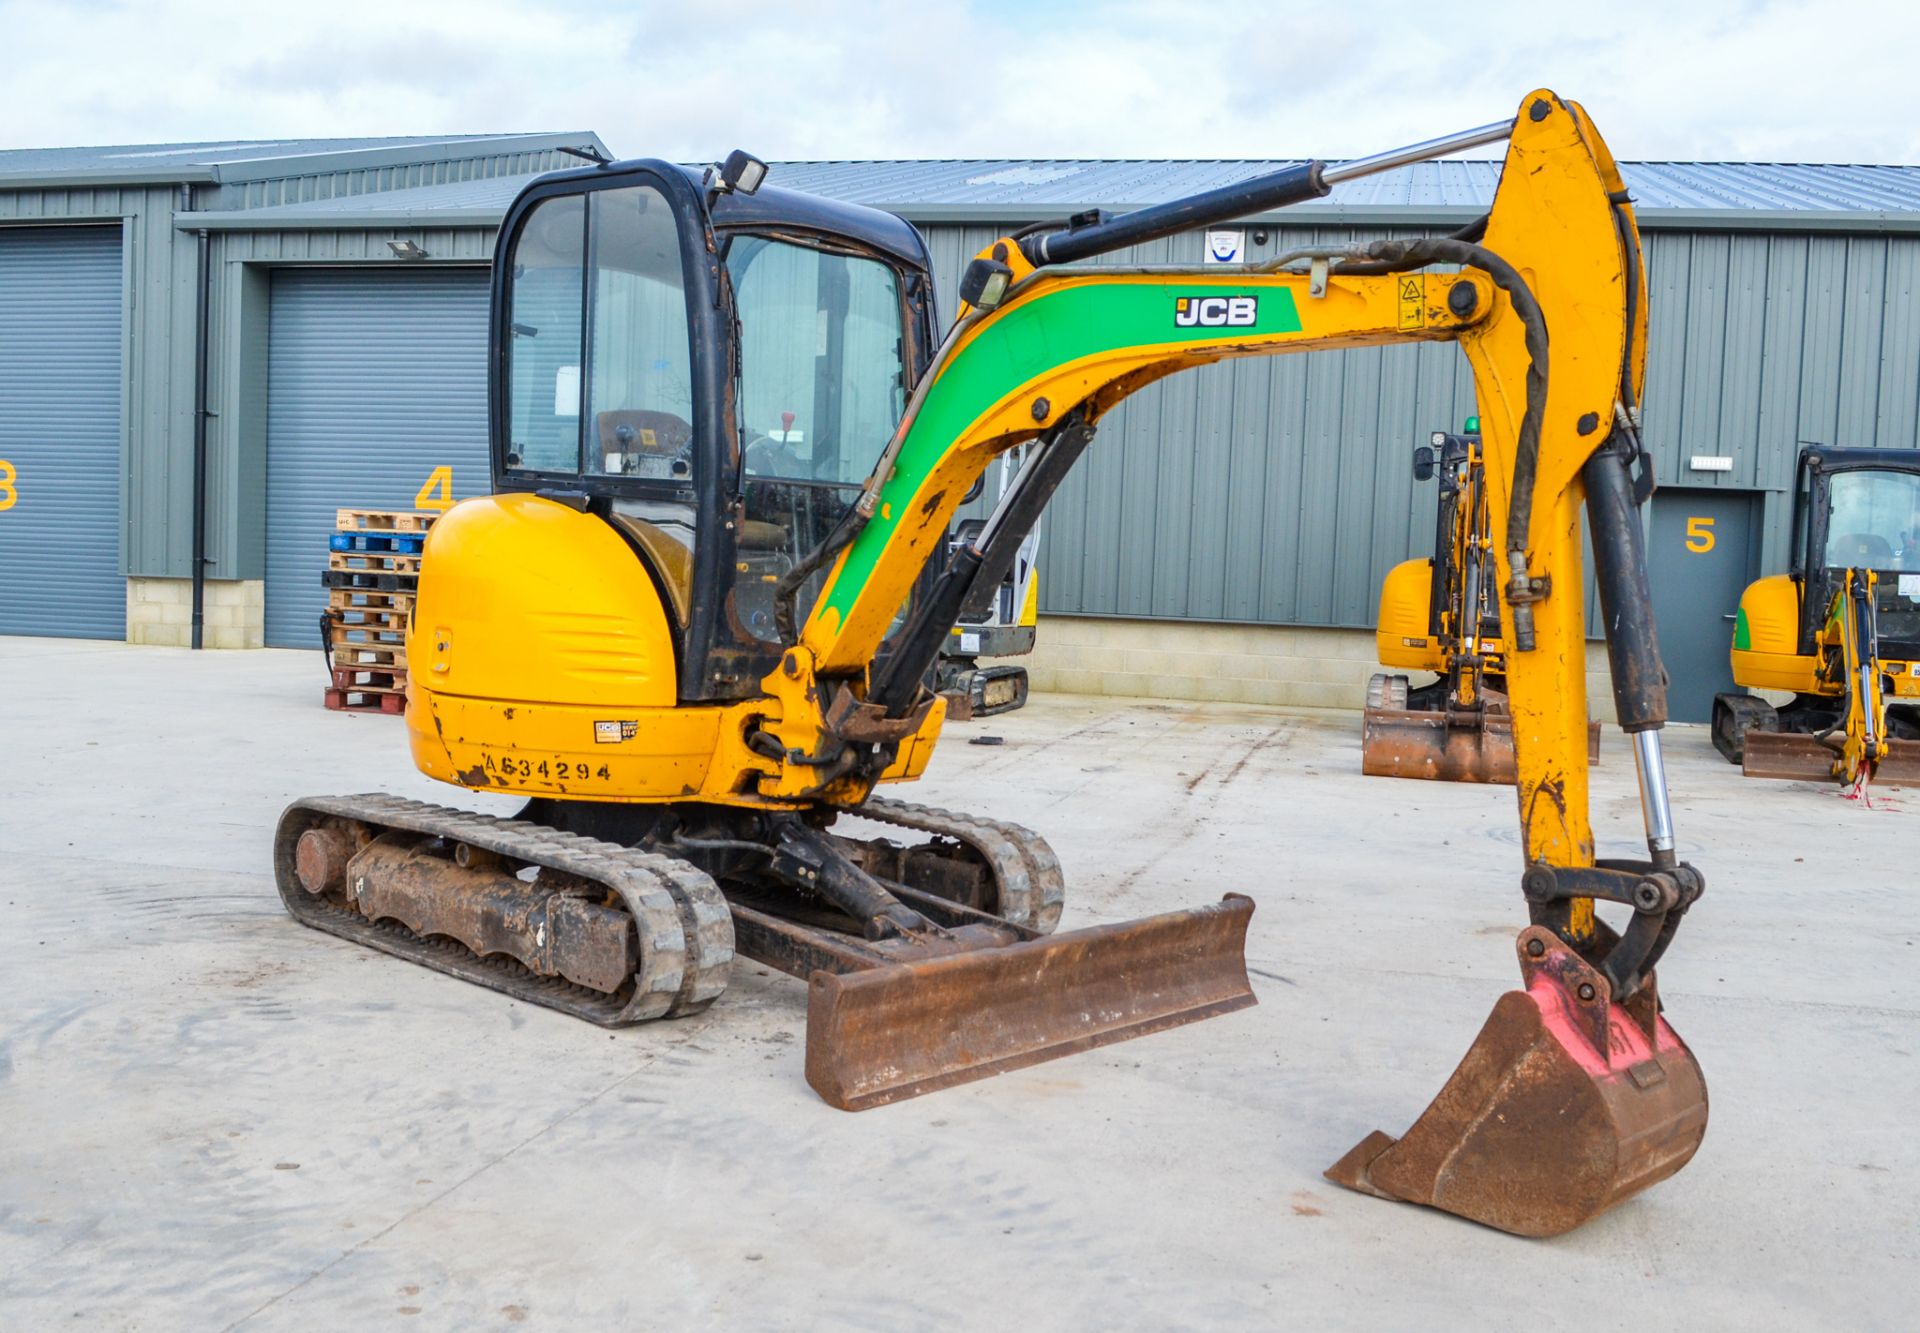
[
  {"xmin": 328, "ymin": 588, "xmax": 414, "ymax": 614},
  {"xmin": 331, "ymin": 607, "xmax": 409, "ymax": 633},
  {"xmin": 323, "ymin": 511, "xmax": 427, "ymax": 715},
  {"xmin": 329, "ymin": 550, "xmax": 421, "ymax": 575},
  {"xmin": 322, "ymin": 569, "xmax": 417, "ymax": 593},
  {"xmin": 333, "ymin": 642, "xmax": 406, "ymax": 669},
  {"xmin": 337, "ymin": 509, "xmax": 436, "ymax": 534},
  {"xmin": 330, "ymin": 530, "xmax": 426, "ymax": 555},
  {"xmin": 331, "ymin": 666, "xmax": 406, "ymax": 693},
  {"xmin": 325, "ymin": 687, "xmax": 407, "ymax": 714}
]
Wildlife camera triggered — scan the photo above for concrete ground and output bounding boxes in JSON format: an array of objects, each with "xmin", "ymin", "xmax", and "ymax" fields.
[{"xmin": 1, "ymin": 637, "xmax": 1913, "ymax": 1331}]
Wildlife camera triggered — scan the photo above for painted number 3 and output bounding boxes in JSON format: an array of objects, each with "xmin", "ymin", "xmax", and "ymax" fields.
[
  {"xmin": 1685, "ymin": 515, "xmax": 1715, "ymax": 553},
  {"xmin": 415, "ymin": 465, "xmax": 454, "ymax": 512},
  {"xmin": 0, "ymin": 459, "xmax": 16, "ymax": 512}
]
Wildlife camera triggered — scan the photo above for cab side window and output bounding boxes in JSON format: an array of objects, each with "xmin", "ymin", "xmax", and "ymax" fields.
[
  {"xmin": 504, "ymin": 194, "xmax": 585, "ymax": 472},
  {"xmin": 587, "ymin": 188, "xmax": 696, "ymax": 481},
  {"xmin": 503, "ymin": 184, "xmax": 695, "ymax": 481}
]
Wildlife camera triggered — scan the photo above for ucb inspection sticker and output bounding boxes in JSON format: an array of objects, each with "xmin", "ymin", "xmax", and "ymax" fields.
[
  {"xmin": 594, "ymin": 720, "xmax": 640, "ymax": 743},
  {"xmin": 1398, "ymin": 275, "xmax": 1425, "ymax": 329}
]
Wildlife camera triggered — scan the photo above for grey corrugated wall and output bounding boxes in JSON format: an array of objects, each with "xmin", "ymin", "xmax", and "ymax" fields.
[
  {"xmin": 262, "ymin": 266, "xmax": 491, "ymax": 646},
  {"xmin": 202, "ymin": 230, "xmax": 499, "ymax": 583},
  {"xmin": 920, "ymin": 221, "xmax": 1920, "ymax": 628}
]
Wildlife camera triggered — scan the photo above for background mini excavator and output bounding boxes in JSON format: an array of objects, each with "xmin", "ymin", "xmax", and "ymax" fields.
[
  {"xmin": 1364, "ymin": 424, "xmax": 1601, "ymax": 782},
  {"xmin": 1714, "ymin": 443, "xmax": 1920, "ymax": 786}
]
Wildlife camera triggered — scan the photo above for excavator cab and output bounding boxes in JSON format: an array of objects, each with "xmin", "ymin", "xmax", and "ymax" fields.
[
  {"xmin": 491, "ymin": 156, "xmax": 944, "ymax": 700},
  {"xmin": 1714, "ymin": 444, "xmax": 1920, "ymax": 783}
]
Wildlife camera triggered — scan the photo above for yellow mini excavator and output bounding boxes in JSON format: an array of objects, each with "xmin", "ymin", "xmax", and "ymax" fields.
[
  {"xmin": 1713, "ymin": 443, "xmax": 1920, "ymax": 785},
  {"xmin": 277, "ymin": 91, "xmax": 1708, "ymax": 1237},
  {"xmin": 1365, "ymin": 426, "xmax": 1601, "ymax": 782}
]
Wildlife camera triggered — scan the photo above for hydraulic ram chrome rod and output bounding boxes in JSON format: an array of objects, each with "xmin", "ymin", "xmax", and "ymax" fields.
[{"xmin": 1023, "ymin": 117, "xmax": 1515, "ymax": 266}]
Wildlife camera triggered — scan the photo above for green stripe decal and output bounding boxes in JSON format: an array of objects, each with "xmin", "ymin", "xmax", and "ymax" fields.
[
  {"xmin": 816, "ymin": 281, "xmax": 1303, "ymax": 627},
  {"xmin": 1732, "ymin": 606, "xmax": 1751, "ymax": 651}
]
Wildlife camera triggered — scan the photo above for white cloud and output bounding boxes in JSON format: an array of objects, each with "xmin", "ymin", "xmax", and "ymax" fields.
[{"xmin": 0, "ymin": 0, "xmax": 1916, "ymax": 164}]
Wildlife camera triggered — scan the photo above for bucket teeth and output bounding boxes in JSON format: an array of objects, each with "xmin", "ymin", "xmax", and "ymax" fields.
[{"xmin": 1326, "ymin": 927, "xmax": 1707, "ymax": 1237}]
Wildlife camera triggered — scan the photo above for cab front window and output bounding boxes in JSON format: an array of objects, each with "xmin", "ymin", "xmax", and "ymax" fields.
[
  {"xmin": 723, "ymin": 236, "xmax": 909, "ymax": 643},
  {"xmin": 1825, "ymin": 469, "xmax": 1920, "ymax": 570}
]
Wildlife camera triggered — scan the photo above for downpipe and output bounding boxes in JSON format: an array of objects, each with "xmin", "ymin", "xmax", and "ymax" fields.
[{"xmin": 188, "ymin": 204, "xmax": 213, "ymax": 650}]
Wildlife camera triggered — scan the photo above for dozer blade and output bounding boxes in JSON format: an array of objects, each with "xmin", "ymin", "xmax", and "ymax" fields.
[
  {"xmin": 1741, "ymin": 731, "xmax": 1920, "ymax": 785},
  {"xmin": 1326, "ymin": 926, "xmax": 1707, "ymax": 1237},
  {"xmin": 1362, "ymin": 709, "xmax": 1600, "ymax": 784},
  {"xmin": 805, "ymin": 894, "xmax": 1256, "ymax": 1110}
]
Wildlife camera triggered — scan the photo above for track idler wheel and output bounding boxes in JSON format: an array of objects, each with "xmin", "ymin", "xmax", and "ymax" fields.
[{"xmin": 1325, "ymin": 926, "xmax": 1707, "ymax": 1237}]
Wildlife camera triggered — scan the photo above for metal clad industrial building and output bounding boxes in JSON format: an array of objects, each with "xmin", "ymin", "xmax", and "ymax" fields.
[
  {"xmin": 6, "ymin": 133, "xmax": 1920, "ymax": 717},
  {"xmin": 0, "ymin": 225, "xmax": 124, "ymax": 637}
]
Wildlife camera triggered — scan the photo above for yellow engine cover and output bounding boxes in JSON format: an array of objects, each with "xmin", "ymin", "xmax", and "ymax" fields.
[
  {"xmin": 405, "ymin": 492, "xmax": 943, "ymax": 807},
  {"xmin": 1376, "ymin": 558, "xmax": 1445, "ymax": 672},
  {"xmin": 405, "ymin": 492, "xmax": 723, "ymax": 800},
  {"xmin": 1729, "ymin": 574, "xmax": 1818, "ymax": 694}
]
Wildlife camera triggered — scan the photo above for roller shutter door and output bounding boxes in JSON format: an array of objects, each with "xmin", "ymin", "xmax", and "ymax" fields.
[
  {"xmin": 264, "ymin": 266, "xmax": 490, "ymax": 648},
  {"xmin": 0, "ymin": 227, "xmax": 124, "ymax": 638}
]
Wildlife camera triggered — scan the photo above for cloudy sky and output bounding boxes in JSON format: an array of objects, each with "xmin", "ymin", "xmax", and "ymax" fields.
[{"xmin": 1, "ymin": 0, "xmax": 1914, "ymax": 165}]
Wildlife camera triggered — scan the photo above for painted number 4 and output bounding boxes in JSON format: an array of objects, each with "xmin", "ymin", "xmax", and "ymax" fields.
[
  {"xmin": 1685, "ymin": 515, "xmax": 1715, "ymax": 553},
  {"xmin": 415, "ymin": 465, "xmax": 454, "ymax": 512}
]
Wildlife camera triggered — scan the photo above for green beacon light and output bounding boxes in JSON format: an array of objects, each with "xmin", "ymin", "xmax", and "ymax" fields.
[{"xmin": 1463, "ymin": 415, "xmax": 1480, "ymax": 434}]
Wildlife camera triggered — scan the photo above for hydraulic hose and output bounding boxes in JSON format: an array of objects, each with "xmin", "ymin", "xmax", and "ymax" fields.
[{"xmin": 1316, "ymin": 234, "xmax": 1551, "ymax": 648}]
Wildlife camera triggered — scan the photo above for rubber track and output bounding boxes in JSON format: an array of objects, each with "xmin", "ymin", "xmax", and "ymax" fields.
[
  {"xmin": 853, "ymin": 795, "xmax": 1065, "ymax": 934},
  {"xmin": 274, "ymin": 794, "xmax": 733, "ymax": 1026}
]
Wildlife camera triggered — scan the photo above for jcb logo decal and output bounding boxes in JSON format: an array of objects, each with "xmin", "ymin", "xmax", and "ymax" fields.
[{"xmin": 1175, "ymin": 295, "xmax": 1258, "ymax": 328}]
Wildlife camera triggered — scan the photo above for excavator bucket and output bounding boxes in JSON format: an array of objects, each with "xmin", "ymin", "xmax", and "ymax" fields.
[
  {"xmin": 805, "ymin": 894, "xmax": 1256, "ymax": 1110},
  {"xmin": 1362, "ymin": 709, "xmax": 1602, "ymax": 785},
  {"xmin": 1325, "ymin": 926, "xmax": 1707, "ymax": 1237},
  {"xmin": 1740, "ymin": 731, "xmax": 1920, "ymax": 785}
]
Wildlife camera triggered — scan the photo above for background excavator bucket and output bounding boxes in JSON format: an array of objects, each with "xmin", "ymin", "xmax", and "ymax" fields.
[
  {"xmin": 1362, "ymin": 710, "xmax": 1601, "ymax": 785},
  {"xmin": 805, "ymin": 895, "xmax": 1255, "ymax": 1110},
  {"xmin": 1741, "ymin": 731, "xmax": 1920, "ymax": 785},
  {"xmin": 1325, "ymin": 927, "xmax": 1707, "ymax": 1237}
]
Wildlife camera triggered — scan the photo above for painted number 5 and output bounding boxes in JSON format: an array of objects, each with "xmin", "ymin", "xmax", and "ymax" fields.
[
  {"xmin": 0, "ymin": 458, "xmax": 16, "ymax": 512},
  {"xmin": 415, "ymin": 465, "xmax": 454, "ymax": 512},
  {"xmin": 1685, "ymin": 515, "xmax": 1715, "ymax": 553}
]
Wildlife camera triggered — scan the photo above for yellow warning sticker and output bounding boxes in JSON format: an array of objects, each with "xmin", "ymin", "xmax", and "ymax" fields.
[{"xmin": 1397, "ymin": 275, "xmax": 1424, "ymax": 330}]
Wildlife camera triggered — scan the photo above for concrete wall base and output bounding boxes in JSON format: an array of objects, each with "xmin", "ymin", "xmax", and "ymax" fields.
[
  {"xmin": 1020, "ymin": 615, "xmax": 1621, "ymax": 723},
  {"xmin": 127, "ymin": 578, "xmax": 264, "ymax": 649}
]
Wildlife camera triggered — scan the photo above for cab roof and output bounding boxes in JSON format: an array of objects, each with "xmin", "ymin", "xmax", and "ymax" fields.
[{"xmin": 1802, "ymin": 444, "xmax": 1920, "ymax": 475}]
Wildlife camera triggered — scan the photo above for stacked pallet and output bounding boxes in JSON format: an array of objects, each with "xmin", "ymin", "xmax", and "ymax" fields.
[{"xmin": 322, "ymin": 509, "xmax": 432, "ymax": 713}]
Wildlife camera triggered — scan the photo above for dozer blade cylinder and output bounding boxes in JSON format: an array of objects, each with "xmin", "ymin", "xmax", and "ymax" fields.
[
  {"xmin": 805, "ymin": 895, "xmax": 1256, "ymax": 1111},
  {"xmin": 1361, "ymin": 711, "xmax": 1600, "ymax": 784},
  {"xmin": 1326, "ymin": 927, "xmax": 1707, "ymax": 1237}
]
